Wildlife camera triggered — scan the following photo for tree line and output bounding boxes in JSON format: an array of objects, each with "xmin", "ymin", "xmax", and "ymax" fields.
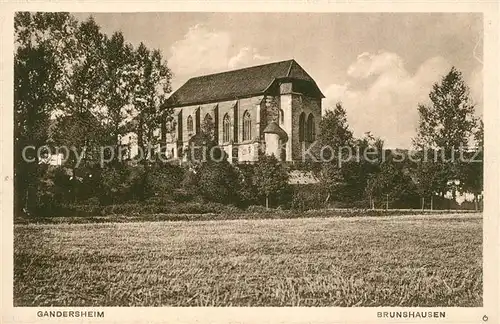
[
  {"xmin": 14, "ymin": 12, "xmax": 483, "ymax": 217},
  {"xmin": 14, "ymin": 12, "xmax": 172, "ymax": 215},
  {"xmin": 317, "ymin": 67, "xmax": 483, "ymax": 210}
]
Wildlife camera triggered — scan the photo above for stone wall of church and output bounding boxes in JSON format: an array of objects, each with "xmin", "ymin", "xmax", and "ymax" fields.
[
  {"xmin": 291, "ymin": 94, "xmax": 322, "ymax": 161},
  {"xmin": 281, "ymin": 93, "xmax": 293, "ymax": 161},
  {"xmin": 216, "ymin": 100, "xmax": 237, "ymax": 145},
  {"xmin": 291, "ymin": 94, "xmax": 303, "ymax": 161},
  {"xmin": 166, "ymin": 96, "xmax": 264, "ymax": 162},
  {"xmin": 236, "ymin": 96, "xmax": 264, "ymax": 143},
  {"xmin": 257, "ymin": 95, "xmax": 280, "ymax": 141},
  {"xmin": 165, "ymin": 91, "xmax": 321, "ymax": 162},
  {"xmin": 263, "ymin": 95, "xmax": 281, "ymax": 125}
]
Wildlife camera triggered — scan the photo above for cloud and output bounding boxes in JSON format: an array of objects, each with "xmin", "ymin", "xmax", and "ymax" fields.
[
  {"xmin": 323, "ymin": 83, "xmax": 350, "ymax": 105},
  {"xmin": 169, "ymin": 24, "xmax": 231, "ymax": 79},
  {"xmin": 347, "ymin": 51, "xmax": 407, "ymax": 79},
  {"xmin": 169, "ymin": 25, "xmax": 269, "ymax": 90},
  {"xmin": 325, "ymin": 51, "xmax": 455, "ymax": 149},
  {"xmin": 228, "ymin": 47, "xmax": 270, "ymax": 69}
]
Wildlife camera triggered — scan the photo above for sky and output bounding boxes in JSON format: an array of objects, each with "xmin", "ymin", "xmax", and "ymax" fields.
[{"xmin": 73, "ymin": 12, "xmax": 483, "ymax": 149}]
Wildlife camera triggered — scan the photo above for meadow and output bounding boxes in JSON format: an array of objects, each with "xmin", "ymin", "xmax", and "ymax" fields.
[{"xmin": 14, "ymin": 213, "xmax": 482, "ymax": 307}]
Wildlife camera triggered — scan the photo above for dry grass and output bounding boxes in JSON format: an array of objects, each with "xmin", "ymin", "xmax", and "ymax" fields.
[{"xmin": 14, "ymin": 213, "xmax": 482, "ymax": 306}]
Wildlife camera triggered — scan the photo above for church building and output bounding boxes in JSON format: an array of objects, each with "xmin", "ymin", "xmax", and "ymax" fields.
[{"xmin": 164, "ymin": 59, "xmax": 324, "ymax": 162}]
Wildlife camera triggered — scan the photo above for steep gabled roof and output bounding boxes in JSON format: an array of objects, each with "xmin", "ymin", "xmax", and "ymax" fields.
[{"xmin": 166, "ymin": 59, "xmax": 324, "ymax": 108}]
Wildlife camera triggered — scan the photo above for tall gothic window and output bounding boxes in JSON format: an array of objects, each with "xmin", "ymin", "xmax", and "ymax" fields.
[
  {"xmin": 187, "ymin": 115, "xmax": 193, "ymax": 133},
  {"xmin": 298, "ymin": 112, "xmax": 306, "ymax": 142},
  {"xmin": 203, "ymin": 113, "xmax": 214, "ymax": 138},
  {"xmin": 203, "ymin": 113, "xmax": 213, "ymax": 125},
  {"xmin": 306, "ymin": 113, "xmax": 315, "ymax": 142},
  {"xmin": 243, "ymin": 110, "xmax": 252, "ymax": 141},
  {"xmin": 223, "ymin": 113, "xmax": 231, "ymax": 143}
]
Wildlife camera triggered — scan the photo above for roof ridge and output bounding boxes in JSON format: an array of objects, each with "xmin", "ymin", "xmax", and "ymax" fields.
[
  {"xmin": 288, "ymin": 59, "xmax": 315, "ymax": 82},
  {"xmin": 166, "ymin": 58, "xmax": 324, "ymax": 108},
  {"xmin": 185, "ymin": 59, "xmax": 295, "ymax": 81},
  {"xmin": 286, "ymin": 59, "xmax": 294, "ymax": 77}
]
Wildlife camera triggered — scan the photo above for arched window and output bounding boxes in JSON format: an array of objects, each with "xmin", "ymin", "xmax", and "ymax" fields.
[
  {"xmin": 223, "ymin": 113, "xmax": 231, "ymax": 143},
  {"xmin": 298, "ymin": 112, "xmax": 306, "ymax": 142},
  {"xmin": 279, "ymin": 109, "xmax": 284, "ymax": 125},
  {"xmin": 203, "ymin": 113, "xmax": 213, "ymax": 125},
  {"xmin": 203, "ymin": 113, "xmax": 214, "ymax": 138},
  {"xmin": 306, "ymin": 113, "xmax": 315, "ymax": 142},
  {"xmin": 187, "ymin": 115, "xmax": 193, "ymax": 133},
  {"xmin": 243, "ymin": 110, "xmax": 252, "ymax": 141}
]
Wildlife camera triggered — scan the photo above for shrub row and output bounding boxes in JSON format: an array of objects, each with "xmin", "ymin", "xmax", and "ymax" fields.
[
  {"xmin": 15, "ymin": 207, "xmax": 479, "ymax": 225},
  {"xmin": 53, "ymin": 201, "xmax": 236, "ymax": 217}
]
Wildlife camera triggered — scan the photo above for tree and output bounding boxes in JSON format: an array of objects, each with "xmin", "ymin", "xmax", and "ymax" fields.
[
  {"xmin": 320, "ymin": 162, "xmax": 346, "ymax": 203},
  {"xmin": 14, "ymin": 12, "xmax": 177, "ymax": 212},
  {"xmin": 125, "ymin": 43, "xmax": 173, "ymax": 200},
  {"xmin": 185, "ymin": 132, "xmax": 220, "ymax": 163},
  {"xmin": 253, "ymin": 154, "xmax": 290, "ymax": 208},
  {"xmin": 101, "ymin": 32, "xmax": 136, "ymax": 164},
  {"xmin": 318, "ymin": 102, "xmax": 354, "ymax": 203},
  {"xmin": 130, "ymin": 43, "xmax": 172, "ymax": 159},
  {"xmin": 56, "ymin": 16, "xmax": 108, "ymax": 167},
  {"xmin": 100, "ymin": 164, "xmax": 144, "ymax": 204},
  {"xmin": 14, "ymin": 12, "xmax": 77, "ymax": 215},
  {"xmin": 413, "ymin": 67, "xmax": 478, "ymax": 201},
  {"xmin": 143, "ymin": 162, "xmax": 184, "ymax": 199},
  {"xmin": 51, "ymin": 111, "xmax": 106, "ymax": 202},
  {"xmin": 365, "ymin": 174, "xmax": 377, "ymax": 209},
  {"xmin": 414, "ymin": 67, "xmax": 476, "ymax": 150},
  {"xmin": 459, "ymin": 119, "xmax": 483, "ymax": 210},
  {"xmin": 349, "ymin": 132, "xmax": 384, "ymax": 205},
  {"xmin": 321, "ymin": 130, "xmax": 383, "ymax": 205},
  {"xmin": 234, "ymin": 164, "xmax": 258, "ymax": 207},
  {"xmin": 181, "ymin": 167, "xmax": 199, "ymax": 195},
  {"xmin": 198, "ymin": 160, "xmax": 240, "ymax": 204},
  {"xmin": 201, "ymin": 113, "xmax": 215, "ymax": 141},
  {"xmin": 318, "ymin": 102, "xmax": 353, "ymax": 149},
  {"xmin": 367, "ymin": 151, "xmax": 419, "ymax": 209}
]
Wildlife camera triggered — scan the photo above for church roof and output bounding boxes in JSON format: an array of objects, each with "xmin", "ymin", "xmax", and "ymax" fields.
[{"xmin": 166, "ymin": 59, "xmax": 324, "ymax": 108}]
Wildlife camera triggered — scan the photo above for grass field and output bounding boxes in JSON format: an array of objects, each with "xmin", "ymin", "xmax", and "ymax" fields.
[{"xmin": 14, "ymin": 213, "xmax": 482, "ymax": 307}]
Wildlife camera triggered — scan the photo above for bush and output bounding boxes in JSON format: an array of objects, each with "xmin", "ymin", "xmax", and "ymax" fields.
[
  {"xmin": 58, "ymin": 203, "xmax": 101, "ymax": 217},
  {"xmin": 290, "ymin": 184, "xmax": 326, "ymax": 211},
  {"xmin": 171, "ymin": 189, "xmax": 194, "ymax": 203},
  {"xmin": 35, "ymin": 194, "xmax": 64, "ymax": 217},
  {"xmin": 246, "ymin": 205, "xmax": 271, "ymax": 213},
  {"xmin": 84, "ymin": 197, "xmax": 101, "ymax": 206},
  {"xmin": 100, "ymin": 165, "xmax": 145, "ymax": 204},
  {"xmin": 181, "ymin": 168, "xmax": 199, "ymax": 194},
  {"xmin": 144, "ymin": 163, "xmax": 184, "ymax": 199},
  {"xmin": 222, "ymin": 204, "xmax": 242, "ymax": 215},
  {"xmin": 32, "ymin": 165, "xmax": 65, "ymax": 217},
  {"xmin": 234, "ymin": 164, "xmax": 258, "ymax": 207},
  {"xmin": 99, "ymin": 203, "xmax": 174, "ymax": 216},
  {"xmin": 197, "ymin": 160, "xmax": 240, "ymax": 204},
  {"xmin": 144, "ymin": 196, "xmax": 175, "ymax": 206},
  {"xmin": 171, "ymin": 201, "xmax": 226, "ymax": 214},
  {"xmin": 252, "ymin": 154, "xmax": 291, "ymax": 208}
]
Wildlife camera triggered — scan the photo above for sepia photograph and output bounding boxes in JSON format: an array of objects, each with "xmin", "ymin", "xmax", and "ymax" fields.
[{"xmin": 3, "ymin": 4, "xmax": 498, "ymax": 322}]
